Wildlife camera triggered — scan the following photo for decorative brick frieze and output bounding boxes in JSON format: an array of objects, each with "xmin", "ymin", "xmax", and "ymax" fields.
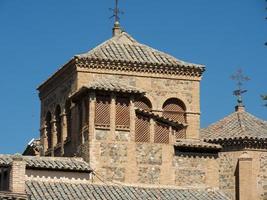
[{"xmin": 76, "ymin": 59, "xmax": 205, "ymax": 78}]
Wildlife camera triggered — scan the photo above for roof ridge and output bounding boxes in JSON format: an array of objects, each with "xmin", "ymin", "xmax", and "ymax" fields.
[
  {"xmin": 201, "ymin": 110, "xmax": 267, "ymax": 141},
  {"xmin": 75, "ymin": 31, "xmax": 204, "ymax": 69}
]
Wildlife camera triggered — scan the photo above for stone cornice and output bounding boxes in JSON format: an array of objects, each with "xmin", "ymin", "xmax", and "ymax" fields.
[
  {"xmin": 205, "ymin": 137, "xmax": 267, "ymax": 150},
  {"xmin": 75, "ymin": 57, "xmax": 205, "ymax": 78}
]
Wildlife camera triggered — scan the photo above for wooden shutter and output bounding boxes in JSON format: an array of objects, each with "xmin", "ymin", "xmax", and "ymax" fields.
[
  {"xmin": 135, "ymin": 115, "xmax": 150, "ymax": 143},
  {"xmin": 154, "ymin": 122, "xmax": 169, "ymax": 144},
  {"xmin": 134, "ymin": 97, "xmax": 152, "ymax": 111},
  {"xmin": 116, "ymin": 97, "xmax": 130, "ymax": 129},
  {"xmin": 173, "ymin": 127, "xmax": 186, "ymax": 139},
  {"xmin": 162, "ymin": 99, "xmax": 186, "ymax": 123},
  {"xmin": 95, "ymin": 96, "xmax": 110, "ymax": 128}
]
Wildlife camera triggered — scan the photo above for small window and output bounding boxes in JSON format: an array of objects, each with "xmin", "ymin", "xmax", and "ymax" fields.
[
  {"xmin": 135, "ymin": 97, "xmax": 152, "ymax": 111},
  {"xmin": 162, "ymin": 98, "xmax": 186, "ymax": 123},
  {"xmin": 45, "ymin": 112, "xmax": 52, "ymax": 149},
  {"xmin": 116, "ymin": 97, "xmax": 130, "ymax": 129},
  {"xmin": 154, "ymin": 122, "xmax": 169, "ymax": 144},
  {"xmin": 55, "ymin": 105, "xmax": 62, "ymax": 144},
  {"xmin": 135, "ymin": 115, "xmax": 150, "ymax": 143},
  {"xmin": 95, "ymin": 95, "xmax": 111, "ymax": 128}
]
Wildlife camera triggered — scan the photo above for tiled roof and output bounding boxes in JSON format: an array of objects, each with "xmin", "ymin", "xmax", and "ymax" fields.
[
  {"xmin": 0, "ymin": 155, "xmax": 91, "ymax": 172},
  {"xmin": 201, "ymin": 108, "xmax": 267, "ymax": 142},
  {"xmin": 70, "ymin": 78, "xmax": 145, "ymax": 99},
  {"xmin": 26, "ymin": 180, "xmax": 230, "ymax": 200},
  {"xmin": 86, "ymin": 78, "xmax": 145, "ymax": 94},
  {"xmin": 76, "ymin": 31, "xmax": 204, "ymax": 69},
  {"xmin": 0, "ymin": 192, "xmax": 28, "ymax": 200},
  {"xmin": 175, "ymin": 139, "xmax": 222, "ymax": 150},
  {"xmin": 135, "ymin": 108, "xmax": 187, "ymax": 128}
]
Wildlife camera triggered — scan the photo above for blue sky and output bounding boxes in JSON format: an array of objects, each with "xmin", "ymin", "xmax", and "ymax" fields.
[{"xmin": 0, "ymin": 0, "xmax": 266, "ymax": 154}]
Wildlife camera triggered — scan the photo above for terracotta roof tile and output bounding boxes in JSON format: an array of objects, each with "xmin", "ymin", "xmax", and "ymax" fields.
[
  {"xmin": 201, "ymin": 109, "xmax": 267, "ymax": 141},
  {"xmin": 86, "ymin": 78, "xmax": 145, "ymax": 94},
  {"xmin": 175, "ymin": 139, "xmax": 222, "ymax": 150},
  {"xmin": 0, "ymin": 192, "xmax": 28, "ymax": 200},
  {"xmin": 76, "ymin": 32, "xmax": 204, "ymax": 69},
  {"xmin": 0, "ymin": 155, "xmax": 91, "ymax": 172},
  {"xmin": 135, "ymin": 108, "xmax": 187, "ymax": 128},
  {"xmin": 25, "ymin": 180, "xmax": 230, "ymax": 200},
  {"xmin": 70, "ymin": 78, "xmax": 145, "ymax": 99}
]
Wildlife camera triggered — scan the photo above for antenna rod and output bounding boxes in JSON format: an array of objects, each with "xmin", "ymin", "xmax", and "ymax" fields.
[{"xmin": 115, "ymin": 0, "xmax": 119, "ymax": 23}]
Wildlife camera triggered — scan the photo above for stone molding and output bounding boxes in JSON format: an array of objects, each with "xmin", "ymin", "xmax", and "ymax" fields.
[{"xmin": 76, "ymin": 58, "xmax": 205, "ymax": 78}]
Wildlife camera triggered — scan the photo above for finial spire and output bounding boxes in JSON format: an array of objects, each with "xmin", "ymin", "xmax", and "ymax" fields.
[
  {"xmin": 110, "ymin": 0, "xmax": 124, "ymax": 36},
  {"xmin": 231, "ymin": 69, "xmax": 250, "ymax": 111}
]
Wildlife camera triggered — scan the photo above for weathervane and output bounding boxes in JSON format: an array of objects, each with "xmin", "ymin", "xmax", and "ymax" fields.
[
  {"xmin": 110, "ymin": 0, "xmax": 124, "ymax": 23},
  {"xmin": 230, "ymin": 69, "xmax": 250, "ymax": 106}
]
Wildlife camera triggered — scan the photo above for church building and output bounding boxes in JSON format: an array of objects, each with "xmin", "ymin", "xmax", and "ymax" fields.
[{"xmin": 0, "ymin": 13, "xmax": 267, "ymax": 200}]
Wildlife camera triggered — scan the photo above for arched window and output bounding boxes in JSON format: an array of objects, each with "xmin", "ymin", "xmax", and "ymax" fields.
[
  {"xmin": 55, "ymin": 105, "xmax": 62, "ymax": 144},
  {"xmin": 162, "ymin": 98, "xmax": 186, "ymax": 123},
  {"xmin": 134, "ymin": 97, "xmax": 152, "ymax": 143},
  {"xmin": 134, "ymin": 97, "xmax": 152, "ymax": 111},
  {"xmin": 45, "ymin": 112, "xmax": 52, "ymax": 149}
]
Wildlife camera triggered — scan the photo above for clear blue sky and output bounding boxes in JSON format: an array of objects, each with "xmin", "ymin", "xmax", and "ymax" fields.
[{"xmin": 0, "ymin": 0, "xmax": 266, "ymax": 154}]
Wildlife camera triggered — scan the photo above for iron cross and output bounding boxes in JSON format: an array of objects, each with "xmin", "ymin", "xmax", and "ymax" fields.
[
  {"xmin": 110, "ymin": 0, "xmax": 124, "ymax": 23},
  {"xmin": 230, "ymin": 69, "xmax": 250, "ymax": 105}
]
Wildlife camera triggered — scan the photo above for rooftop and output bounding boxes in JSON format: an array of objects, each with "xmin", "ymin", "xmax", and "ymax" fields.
[
  {"xmin": 25, "ymin": 180, "xmax": 230, "ymax": 200},
  {"xmin": 201, "ymin": 106, "xmax": 267, "ymax": 142},
  {"xmin": 175, "ymin": 139, "xmax": 222, "ymax": 150},
  {"xmin": 76, "ymin": 25, "xmax": 204, "ymax": 70},
  {"xmin": 0, "ymin": 155, "xmax": 91, "ymax": 172}
]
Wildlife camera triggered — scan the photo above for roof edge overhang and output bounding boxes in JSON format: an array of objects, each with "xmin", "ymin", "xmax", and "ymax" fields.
[
  {"xmin": 135, "ymin": 108, "xmax": 187, "ymax": 128},
  {"xmin": 75, "ymin": 57, "xmax": 205, "ymax": 78},
  {"xmin": 204, "ymin": 137, "xmax": 267, "ymax": 150},
  {"xmin": 70, "ymin": 87, "xmax": 145, "ymax": 102}
]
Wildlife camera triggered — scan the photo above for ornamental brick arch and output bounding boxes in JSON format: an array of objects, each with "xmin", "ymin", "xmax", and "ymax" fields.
[
  {"xmin": 162, "ymin": 98, "xmax": 186, "ymax": 123},
  {"xmin": 134, "ymin": 96, "xmax": 152, "ymax": 111}
]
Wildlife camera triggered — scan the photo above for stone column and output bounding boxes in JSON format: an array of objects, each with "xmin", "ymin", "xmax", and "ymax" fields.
[
  {"xmin": 110, "ymin": 93, "xmax": 116, "ymax": 140},
  {"xmin": 60, "ymin": 110, "xmax": 67, "ymax": 156},
  {"xmin": 88, "ymin": 92, "xmax": 96, "ymax": 141},
  {"xmin": 87, "ymin": 92, "xmax": 96, "ymax": 165},
  {"xmin": 70, "ymin": 103, "xmax": 77, "ymax": 151},
  {"xmin": 9, "ymin": 154, "xmax": 26, "ymax": 194},
  {"xmin": 50, "ymin": 115, "xmax": 57, "ymax": 157},
  {"xmin": 169, "ymin": 126, "xmax": 175, "ymax": 144},
  {"xmin": 129, "ymin": 96, "xmax": 135, "ymax": 141},
  {"xmin": 150, "ymin": 118, "xmax": 155, "ymax": 143},
  {"xmin": 238, "ymin": 152, "xmax": 253, "ymax": 200},
  {"xmin": 40, "ymin": 123, "xmax": 48, "ymax": 155}
]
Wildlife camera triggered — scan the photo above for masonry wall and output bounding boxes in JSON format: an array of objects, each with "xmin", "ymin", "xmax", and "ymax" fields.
[
  {"xmin": 90, "ymin": 132, "xmax": 220, "ymax": 187},
  {"xmin": 218, "ymin": 150, "xmax": 267, "ymax": 200},
  {"xmin": 77, "ymin": 70, "xmax": 201, "ymax": 139},
  {"xmin": 39, "ymin": 65, "xmax": 77, "ymax": 156}
]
